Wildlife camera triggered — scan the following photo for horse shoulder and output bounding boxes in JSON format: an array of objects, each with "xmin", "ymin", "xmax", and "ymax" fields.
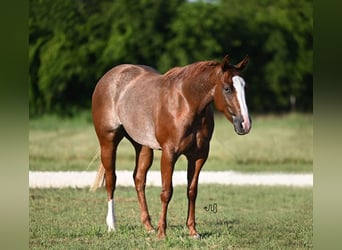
[
  {"xmin": 155, "ymin": 100, "xmax": 214, "ymax": 154},
  {"xmin": 195, "ymin": 106, "xmax": 214, "ymax": 150}
]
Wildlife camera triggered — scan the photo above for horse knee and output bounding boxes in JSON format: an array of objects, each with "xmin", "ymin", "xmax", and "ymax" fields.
[
  {"xmin": 133, "ymin": 175, "xmax": 145, "ymax": 192},
  {"xmin": 160, "ymin": 188, "xmax": 173, "ymax": 203},
  {"xmin": 187, "ymin": 187, "xmax": 197, "ymax": 201}
]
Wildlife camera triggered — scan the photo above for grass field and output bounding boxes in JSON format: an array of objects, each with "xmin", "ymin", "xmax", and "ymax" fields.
[
  {"xmin": 29, "ymin": 185, "xmax": 312, "ymax": 249},
  {"xmin": 29, "ymin": 112, "xmax": 313, "ymax": 172},
  {"xmin": 29, "ymin": 112, "xmax": 313, "ymax": 249}
]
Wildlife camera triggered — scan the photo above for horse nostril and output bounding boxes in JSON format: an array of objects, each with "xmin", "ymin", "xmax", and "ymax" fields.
[{"xmin": 232, "ymin": 115, "xmax": 250, "ymax": 135}]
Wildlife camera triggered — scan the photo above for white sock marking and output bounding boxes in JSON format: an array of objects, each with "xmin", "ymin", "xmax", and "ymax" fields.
[{"xmin": 106, "ymin": 199, "xmax": 116, "ymax": 232}]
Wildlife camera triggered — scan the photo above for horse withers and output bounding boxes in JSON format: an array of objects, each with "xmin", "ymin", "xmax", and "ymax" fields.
[{"xmin": 90, "ymin": 55, "xmax": 251, "ymax": 239}]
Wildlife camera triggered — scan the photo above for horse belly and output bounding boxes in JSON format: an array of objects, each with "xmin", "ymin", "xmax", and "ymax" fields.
[
  {"xmin": 117, "ymin": 100, "xmax": 161, "ymax": 150},
  {"xmin": 128, "ymin": 126, "xmax": 161, "ymax": 150}
]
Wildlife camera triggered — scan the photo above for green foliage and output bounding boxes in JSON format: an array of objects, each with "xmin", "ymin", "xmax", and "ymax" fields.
[
  {"xmin": 29, "ymin": 0, "xmax": 107, "ymax": 115},
  {"xmin": 158, "ymin": 2, "xmax": 226, "ymax": 71},
  {"xmin": 100, "ymin": 0, "xmax": 183, "ymax": 68},
  {"xmin": 29, "ymin": 0, "xmax": 312, "ymax": 116}
]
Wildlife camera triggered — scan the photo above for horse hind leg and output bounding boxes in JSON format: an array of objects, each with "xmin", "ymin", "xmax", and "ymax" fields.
[
  {"xmin": 132, "ymin": 144, "xmax": 155, "ymax": 233},
  {"xmin": 98, "ymin": 128, "xmax": 124, "ymax": 232}
]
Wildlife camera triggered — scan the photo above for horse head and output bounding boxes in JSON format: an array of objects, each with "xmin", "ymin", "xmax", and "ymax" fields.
[{"xmin": 213, "ymin": 55, "xmax": 252, "ymax": 135}]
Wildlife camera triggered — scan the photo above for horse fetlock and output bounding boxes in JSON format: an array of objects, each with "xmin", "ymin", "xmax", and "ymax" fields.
[
  {"xmin": 106, "ymin": 215, "xmax": 116, "ymax": 232},
  {"xmin": 142, "ymin": 217, "xmax": 154, "ymax": 232},
  {"xmin": 141, "ymin": 214, "xmax": 151, "ymax": 223},
  {"xmin": 187, "ymin": 223, "xmax": 198, "ymax": 237},
  {"xmin": 157, "ymin": 229, "xmax": 166, "ymax": 239},
  {"xmin": 187, "ymin": 219, "xmax": 196, "ymax": 228},
  {"xmin": 157, "ymin": 222, "xmax": 167, "ymax": 238}
]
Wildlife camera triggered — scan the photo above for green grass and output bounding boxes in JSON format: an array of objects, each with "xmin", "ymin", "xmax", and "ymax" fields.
[
  {"xmin": 29, "ymin": 113, "xmax": 313, "ymax": 249},
  {"xmin": 29, "ymin": 112, "xmax": 312, "ymax": 172},
  {"xmin": 29, "ymin": 185, "xmax": 313, "ymax": 249}
]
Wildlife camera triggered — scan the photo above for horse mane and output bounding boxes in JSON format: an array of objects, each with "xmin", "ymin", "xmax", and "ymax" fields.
[{"xmin": 163, "ymin": 61, "xmax": 220, "ymax": 80}]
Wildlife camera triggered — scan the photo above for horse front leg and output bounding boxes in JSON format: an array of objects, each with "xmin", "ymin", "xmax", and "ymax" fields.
[
  {"xmin": 186, "ymin": 149, "xmax": 209, "ymax": 239},
  {"xmin": 132, "ymin": 145, "xmax": 154, "ymax": 233},
  {"xmin": 157, "ymin": 149, "xmax": 176, "ymax": 238}
]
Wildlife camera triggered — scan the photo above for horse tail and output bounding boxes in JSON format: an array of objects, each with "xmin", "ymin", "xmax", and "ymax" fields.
[{"xmin": 90, "ymin": 163, "xmax": 105, "ymax": 192}]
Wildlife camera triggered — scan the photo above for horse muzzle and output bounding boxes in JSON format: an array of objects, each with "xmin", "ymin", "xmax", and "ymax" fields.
[{"xmin": 232, "ymin": 115, "xmax": 252, "ymax": 135}]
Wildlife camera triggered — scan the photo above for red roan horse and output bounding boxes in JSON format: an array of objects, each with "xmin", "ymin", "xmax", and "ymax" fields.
[{"xmin": 91, "ymin": 55, "xmax": 251, "ymax": 239}]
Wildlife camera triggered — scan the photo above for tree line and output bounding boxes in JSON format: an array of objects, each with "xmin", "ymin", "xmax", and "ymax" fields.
[{"xmin": 29, "ymin": 0, "xmax": 312, "ymax": 116}]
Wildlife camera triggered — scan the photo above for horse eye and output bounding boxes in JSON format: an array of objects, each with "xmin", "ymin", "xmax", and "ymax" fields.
[{"xmin": 223, "ymin": 85, "xmax": 232, "ymax": 94}]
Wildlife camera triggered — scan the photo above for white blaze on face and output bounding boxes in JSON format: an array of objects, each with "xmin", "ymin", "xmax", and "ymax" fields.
[{"xmin": 232, "ymin": 76, "xmax": 251, "ymax": 132}]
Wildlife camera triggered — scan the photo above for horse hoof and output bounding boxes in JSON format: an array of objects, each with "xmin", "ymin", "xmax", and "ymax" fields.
[
  {"xmin": 107, "ymin": 226, "xmax": 116, "ymax": 233},
  {"xmin": 157, "ymin": 232, "xmax": 166, "ymax": 239},
  {"xmin": 191, "ymin": 233, "xmax": 201, "ymax": 240},
  {"xmin": 147, "ymin": 228, "xmax": 155, "ymax": 234}
]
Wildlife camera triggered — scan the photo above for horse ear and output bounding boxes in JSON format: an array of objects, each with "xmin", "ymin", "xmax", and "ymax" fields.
[
  {"xmin": 235, "ymin": 55, "xmax": 249, "ymax": 71},
  {"xmin": 221, "ymin": 55, "xmax": 230, "ymax": 71}
]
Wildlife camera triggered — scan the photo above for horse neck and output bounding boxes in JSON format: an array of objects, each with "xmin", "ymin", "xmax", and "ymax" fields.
[{"xmin": 180, "ymin": 63, "xmax": 219, "ymax": 113}]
